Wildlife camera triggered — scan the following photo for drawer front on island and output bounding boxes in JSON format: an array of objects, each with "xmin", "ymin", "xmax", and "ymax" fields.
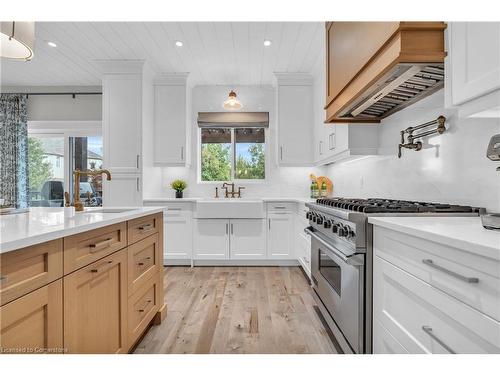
[
  {"xmin": 128, "ymin": 273, "xmax": 161, "ymax": 347},
  {"xmin": 127, "ymin": 214, "xmax": 161, "ymax": 245},
  {"xmin": 64, "ymin": 249, "xmax": 128, "ymax": 354},
  {"xmin": 0, "ymin": 239, "xmax": 63, "ymax": 306},
  {"xmin": 0, "ymin": 279, "xmax": 63, "ymax": 354},
  {"xmin": 64, "ymin": 222, "xmax": 127, "ymax": 274},
  {"xmin": 128, "ymin": 233, "xmax": 161, "ymax": 296}
]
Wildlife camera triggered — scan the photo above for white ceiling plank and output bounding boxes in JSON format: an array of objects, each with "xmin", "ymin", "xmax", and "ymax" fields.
[{"xmin": 3, "ymin": 22, "xmax": 323, "ymax": 87}]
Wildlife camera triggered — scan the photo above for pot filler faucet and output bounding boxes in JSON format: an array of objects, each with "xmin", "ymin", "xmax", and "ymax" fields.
[{"xmin": 65, "ymin": 169, "xmax": 112, "ymax": 211}]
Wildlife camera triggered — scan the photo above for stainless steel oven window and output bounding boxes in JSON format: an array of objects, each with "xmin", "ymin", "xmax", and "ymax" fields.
[{"xmin": 318, "ymin": 248, "xmax": 342, "ymax": 296}]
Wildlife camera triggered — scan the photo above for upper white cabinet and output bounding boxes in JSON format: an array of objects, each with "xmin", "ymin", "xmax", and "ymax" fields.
[
  {"xmin": 446, "ymin": 22, "xmax": 500, "ymax": 117},
  {"xmin": 154, "ymin": 74, "xmax": 191, "ymax": 166},
  {"xmin": 275, "ymin": 73, "xmax": 314, "ymax": 166},
  {"xmin": 102, "ymin": 73, "xmax": 143, "ymax": 174}
]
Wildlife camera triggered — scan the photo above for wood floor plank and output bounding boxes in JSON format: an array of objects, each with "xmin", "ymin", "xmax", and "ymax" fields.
[{"xmin": 134, "ymin": 266, "xmax": 337, "ymax": 354}]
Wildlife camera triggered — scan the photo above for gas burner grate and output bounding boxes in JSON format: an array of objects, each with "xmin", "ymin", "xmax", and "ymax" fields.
[{"xmin": 315, "ymin": 198, "xmax": 480, "ymax": 214}]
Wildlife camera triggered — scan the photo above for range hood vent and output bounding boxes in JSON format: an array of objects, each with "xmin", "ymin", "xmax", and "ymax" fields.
[{"xmin": 339, "ymin": 64, "xmax": 445, "ymax": 120}]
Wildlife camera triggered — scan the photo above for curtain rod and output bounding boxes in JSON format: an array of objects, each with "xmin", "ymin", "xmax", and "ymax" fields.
[{"xmin": 1, "ymin": 92, "xmax": 102, "ymax": 98}]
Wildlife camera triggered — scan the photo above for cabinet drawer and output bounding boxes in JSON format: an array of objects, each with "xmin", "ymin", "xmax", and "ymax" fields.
[
  {"xmin": 128, "ymin": 233, "xmax": 161, "ymax": 296},
  {"xmin": 128, "ymin": 273, "xmax": 161, "ymax": 346},
  {"xmin": 374, "ymin": 255, "xmax": 500, "ymax": 353},
  {"xmin": 64, "ymin": 222, "xmax": 127, "ymax": 274},
  {"xmin": 127, "ymin": 214, "xmax": 161, "ymax": 245},
  {"xmin": 373, "ymin": 319, "xmax": 408, "ymax": 354},
  {"xmin": 374, "ymin": 227, "xmax": 500, "ymax": 321},
  {"xmin": 266, "ymin": 202, "xmax": 294, "ymax": 212},
  {"xmin": 0, "ymin": 240, "xmax": 63, "ymax": 306},
  {"xmin": 0, "ymin": 279, "xmax": 63, "ymax": 354}
]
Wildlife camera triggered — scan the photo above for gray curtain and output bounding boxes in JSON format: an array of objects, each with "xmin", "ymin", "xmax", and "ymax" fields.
[{"xmin": 0, "ymin": 94, "xmax": 29, "ymax": 208}]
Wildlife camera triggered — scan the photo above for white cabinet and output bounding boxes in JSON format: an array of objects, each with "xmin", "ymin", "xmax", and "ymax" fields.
[
  {"xmin": 193, "ymin": 218, "xmax": 266, "ymax": 260},
  {"xmin": 230, "ymin": 219, "xmax": 266, "ymax": 260},
  {"xmin": 315, "ymin": 123, "xmax": 378, "ymax": 165},
  {"xmin": 446, "ymin": 22, "xmax": 500, "ymax": 117},
  {"xmin": 103, "ymin": 74, "xmax": 143, "ymax": 174},
  {"xmin": 102, "ymin": 174, "xmax": 142, "ymax": 207},
  {"xmin": 275, "ymin": 73, "xmax": 314, "ymax": 166},
  {"xmin": 193, "ymin": 219, "xmax": 229, "ymax": 260},
  {"xmin": 372, "ymin": 226, "xmax": 500, "ymax": 354},
  {"xmin": 153, "ymin": 74, "xmax": 190, "ymax": 166},
  {"xmin": 267, "ymin": 212, "xmax": 294, "ymax": 259},
  {"xmin": 163, "ymin": 205, "xmax": 193, "ymax": 261}
]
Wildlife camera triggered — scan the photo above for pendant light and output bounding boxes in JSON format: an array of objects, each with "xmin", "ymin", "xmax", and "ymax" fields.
[
  {"xmin": 0, "ymin": 22, "xmax": 35, "ymax": 61},
  {"xmin": 222, "ymin": 90, "xmax": 243, "ymax": 110}
]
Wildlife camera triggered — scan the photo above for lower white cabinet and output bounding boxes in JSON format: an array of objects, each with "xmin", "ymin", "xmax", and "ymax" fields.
[
  {"xmin": 373, "ymin": 226, "xmax": 500, "ymax": 354},
  {"xmin": 267, "ymin": 212, "xmax": 294, "ymax": 259},
  {"xmin": 230, "ymin": 219, "xmax": 266, "ymax": 260},
  {"xmin": 163, "ymin": 207, "xmax": 192, "ymax": 260},
  {"xmin": 193, "ymin": 219, "xmax": 230, "ymax": 260},
  {"xmin": 194, "ymin": 219, "xmax": 266, "ymax": 260}
]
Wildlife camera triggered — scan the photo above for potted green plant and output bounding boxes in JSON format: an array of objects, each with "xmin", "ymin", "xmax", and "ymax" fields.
[{"xmin": 170, "ymin": 179, "xmax": 187, "ymax": 198}]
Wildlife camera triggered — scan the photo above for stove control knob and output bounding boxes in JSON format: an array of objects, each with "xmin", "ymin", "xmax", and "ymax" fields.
[
  {"xmin": 347, "ymin": 228, "xmax": 356, "ymax": 239},
  {"xmin": 338, "ymin": 225, "xmax": 347, "ymax": 237},
  {"xmin": 331, "ymin": 223, "xmax": 338, "ymax": 233},
  {"xmin": 323, "ymin": 220, "xmax": 332, "ymax": 229},
  {"xmin": 306, "ymin": 212, "xmax": 311, "ymax": 220},
  {"xmin": 316, "ymin": 216, "xmax": 324, "ymax": 225}
]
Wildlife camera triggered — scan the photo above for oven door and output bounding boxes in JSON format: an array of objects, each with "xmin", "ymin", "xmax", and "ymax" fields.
[{"xmin": 307, "ymin": 228, "xmax": 364, "ymax": 353}]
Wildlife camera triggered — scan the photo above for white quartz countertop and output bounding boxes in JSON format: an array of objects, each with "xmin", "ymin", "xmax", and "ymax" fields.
[
  {"xmin": 368, "ymin": 216, "xmax": 500, "ymax": 260},
  {"xmin": 0, "ymin": 207, "xmax": 164, "ymax": 254},
  {"xmin": 143, "ymin": 197, "xmax": 315, "ymax": 204}
]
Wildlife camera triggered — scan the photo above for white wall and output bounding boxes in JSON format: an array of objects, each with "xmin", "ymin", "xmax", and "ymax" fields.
[
  {"xmin": 3, "ymin": 86, "xmax": 102, "ymax": 121},
  {"xmin": 324, "ymin": 90, "xmax": 500, "ymax": 212},
  {"xmin": 144, "ymin": 85, "xmax": 323, "ymax": 198}
]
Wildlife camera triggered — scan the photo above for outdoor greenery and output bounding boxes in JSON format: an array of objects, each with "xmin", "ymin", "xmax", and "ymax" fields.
[
  {"xmin": 201, "ymin": 143, "xmax": 231, "ymax": 181},
  {"xmin": 28, "ymin": 137, "xmax": 52, "ymax": 191},
  {"xmin": 235, "ymin": 143, "xmax": 265, "ymax": 179},
  {"xmin": 171, "ymin": 179, "xmax": 187, "ymax": 192}
]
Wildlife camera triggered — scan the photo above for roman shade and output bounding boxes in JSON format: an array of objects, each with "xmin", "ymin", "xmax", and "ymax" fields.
[{"xmin": 197, "ymin": 112, "xmax": 269, "ymax": 128}]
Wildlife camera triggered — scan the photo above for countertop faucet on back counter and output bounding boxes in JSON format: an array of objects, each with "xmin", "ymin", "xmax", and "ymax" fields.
[{"xmin": 65, "ymin": 169, "xmax": 112, "ymax": 212}]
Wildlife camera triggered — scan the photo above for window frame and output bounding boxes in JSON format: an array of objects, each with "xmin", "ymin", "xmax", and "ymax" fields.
[
  {"xmin": 28, "ymin": 121, "xmax": 102, "ymax": 199},
  {"xmin": 198, "ymin": 126, "xmax": 268, "ymax": 184}
]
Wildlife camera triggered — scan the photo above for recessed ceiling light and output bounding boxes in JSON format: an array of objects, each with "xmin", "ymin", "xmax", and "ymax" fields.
[
  {"xmin": 263, "ymin": 39, "xmax": 272, "ymax": 47},
  {"xmin": 175, "ymin": 41, "xmax": 183, "ymax": 47},
  {"xmin": 47, "ymin": 41, "xmax": 57, "ymax": 47}
]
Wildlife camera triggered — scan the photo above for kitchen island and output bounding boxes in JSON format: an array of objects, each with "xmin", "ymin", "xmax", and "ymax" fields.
[{"xmin": 0, "ymin": 207, "xmax": 166, "ymax": 354}]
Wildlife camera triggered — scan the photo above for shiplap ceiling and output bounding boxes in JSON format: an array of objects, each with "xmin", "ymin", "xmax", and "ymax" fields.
[{"xmin": 1, "ymin": 22, "xmax": 324, "ymax": 87}]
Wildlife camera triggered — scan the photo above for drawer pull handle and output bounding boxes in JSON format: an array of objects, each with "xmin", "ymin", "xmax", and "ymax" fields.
[
  {"xmin": 274, "ymin": 206, "xmax": 286, "ymax": 209},
  {"xmin": 90, "ymin": 260, "xmax": 113, "ymax": 273},
  {"xmin": 139, "ymin": 224, "xmax": 154, "ymax": 231},
  {"xmin": 167, "ymin": 207, "xmax": 182, "ymax": 211},
  {"xmin": 138, "ymin": 299, "xmax": 152, "ymax": 312},
  {"xmin": 0, "ymin": 275, "xmax": 8, "ymax": 284},
  {"xmin": 89, "ymin": 238, "xmax": 113, "ymax": 252},
  {"xmin": 137, "ymin": 256, "xmax": 152, "ymax": 266},
  {"xmin": 422, "ymin": 326, "xmax": 456, "ymax": 354},
  {"xmin": 422, "ymin": 259, "xmax": 479, "ymax": 283}
]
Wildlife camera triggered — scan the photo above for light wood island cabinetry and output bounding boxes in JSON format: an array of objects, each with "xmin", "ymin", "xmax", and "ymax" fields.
[{"xmin": 0, "ymin": 212, "xmax": 165, "ymax": 354}]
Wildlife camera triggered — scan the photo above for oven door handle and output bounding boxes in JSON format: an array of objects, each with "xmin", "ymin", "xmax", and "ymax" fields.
[{"xmin": 304, "ymin": 227, "xmax": 364, "ymax": 266}]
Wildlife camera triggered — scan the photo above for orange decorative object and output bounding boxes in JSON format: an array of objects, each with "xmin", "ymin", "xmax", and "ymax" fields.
[{"xmin": 309, "ymin": 174, "xmax": 333, "ymax": 197}]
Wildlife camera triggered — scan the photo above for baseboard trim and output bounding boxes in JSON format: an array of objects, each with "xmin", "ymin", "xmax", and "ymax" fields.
[{"xmin": 164, "ymin": 259, "xmax": 299, "ymax": 266}]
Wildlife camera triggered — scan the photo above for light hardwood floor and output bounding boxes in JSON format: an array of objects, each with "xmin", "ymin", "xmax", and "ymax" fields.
[{"xmin": 134, "ymin": 266, "xmax": 337, "ymax": 354}]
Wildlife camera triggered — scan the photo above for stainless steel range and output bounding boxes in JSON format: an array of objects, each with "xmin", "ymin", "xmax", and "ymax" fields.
[{"xmin": 304, "ymin": 198, "xmax": 482, "ymax": 354}]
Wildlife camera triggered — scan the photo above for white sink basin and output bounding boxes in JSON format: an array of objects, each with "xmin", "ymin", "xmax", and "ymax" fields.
[{"xmin": 195, "ymin": 199, "xmax": 265, "ymax": 218}]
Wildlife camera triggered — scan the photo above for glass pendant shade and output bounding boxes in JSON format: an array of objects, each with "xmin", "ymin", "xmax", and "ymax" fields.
[
  {"xmin": 0, "ymin": 22, "xmax": 35, "ymax": 60},
  {"xmin": 222, "ymin": 90, "xmax": 243, "ymax": 110}
]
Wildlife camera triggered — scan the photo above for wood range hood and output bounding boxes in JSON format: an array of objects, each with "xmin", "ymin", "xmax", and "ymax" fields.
[{"xmin": 325, "ymin": 22, "xmax": 447, "ymax": 123}]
